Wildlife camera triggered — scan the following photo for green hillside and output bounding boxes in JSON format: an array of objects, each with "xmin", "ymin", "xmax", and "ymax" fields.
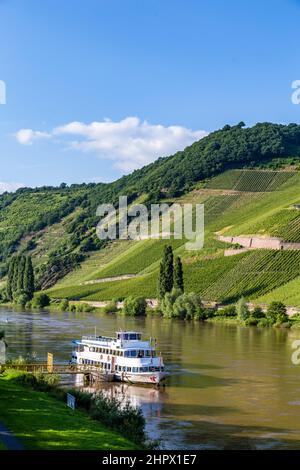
[
  {"xmin": 49, "ymin": 168, "xmax": 300, "ymax": 306},
  {"xmin": 2, "ymin": 122, "xmax": 300, "ymax": 306}
]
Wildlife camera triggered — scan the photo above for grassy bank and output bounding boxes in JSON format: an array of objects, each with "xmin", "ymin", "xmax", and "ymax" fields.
[{"xmin": 0, "ymin": 370, "xmax": 137, "ymax": 450}]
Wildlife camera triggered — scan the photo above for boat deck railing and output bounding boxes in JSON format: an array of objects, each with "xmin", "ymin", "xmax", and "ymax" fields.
[{"xmin": 1, "ymin": 363, "xmax": 111, "ymax": 375}]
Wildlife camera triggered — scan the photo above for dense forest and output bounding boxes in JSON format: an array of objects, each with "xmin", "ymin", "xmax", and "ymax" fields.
[{"xmin": 1, "ymin": 121, "xmax": 300, "ymax": 290}]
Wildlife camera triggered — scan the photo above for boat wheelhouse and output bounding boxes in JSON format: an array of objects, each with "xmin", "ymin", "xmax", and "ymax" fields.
[{"xmin": 71, "ymin": 331, "xmax": 167, "ymax": 384}]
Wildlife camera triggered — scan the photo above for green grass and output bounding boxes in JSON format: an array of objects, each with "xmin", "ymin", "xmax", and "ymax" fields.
[{"xmin": 0, "ymin": 371, "xmax": 136, "ymax": 450}]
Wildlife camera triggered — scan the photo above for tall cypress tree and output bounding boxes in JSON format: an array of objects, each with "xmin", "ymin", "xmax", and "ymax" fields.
[
  {"xmin": 23, "ymin": 256, "xmax": 35, "ymax": 300},
  {"xmin": 174, "ymin": 256, "xmax": 184, "ymax": 292},
  {"xmin": 11, "ymin": 256, "xmax": 20, "ymax": 294},
  {"xmin": 6, "ymin": 257, "xmax": 16, "ymax": 300},
  {"xmin": 164, "ymin": 245, "xmax": 174, "ymax": 293},
  {"xmin": 17, "ymin": 255, "xmax": 26, "ymax": 291},
  {"xmin": 157, "ymin": 245, "xmax": 174, "ymax": 298}
]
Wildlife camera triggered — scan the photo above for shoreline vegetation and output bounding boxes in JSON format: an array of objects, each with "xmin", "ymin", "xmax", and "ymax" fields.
[
  {"xmin": 2, "ymin": 294, "xmax": 300, "ymax": 330},
  {"xmin": 0, "ymin": 369, "xmax": 147, "ymax": 450}
]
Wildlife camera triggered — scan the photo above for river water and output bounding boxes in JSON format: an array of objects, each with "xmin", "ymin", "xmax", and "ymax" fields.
[{"xmin": 1, "ymin": 308, "xmax": 300, "ymax": 449}]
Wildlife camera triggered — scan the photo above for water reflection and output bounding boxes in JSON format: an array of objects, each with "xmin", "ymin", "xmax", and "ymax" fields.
[{"xmin": 1, "ymin": 307, "xmax": 300, "ymax": 449}]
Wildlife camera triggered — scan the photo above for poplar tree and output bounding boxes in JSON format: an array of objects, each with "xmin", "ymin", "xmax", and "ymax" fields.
[
  {"xmin": 24, "ymin": 256, "xmax": 35, "ymax": 299},
  {"xmin": 174, "ymin": 256, "xmax": 184, "ymax": 292},
  {"xmin": 11, "ymin": 256, "xmax": 20, "ymax": 294},
  {"xmin": 157, "ymin": 245, "xmax": 174, "ymax": 298},
  {"xmin": 6, "ymin": 257, "xmax": 16, "ymax": 300},
  {"xmin": 17, "ymin": 255, "xmax": 26, "ymax": 291}
]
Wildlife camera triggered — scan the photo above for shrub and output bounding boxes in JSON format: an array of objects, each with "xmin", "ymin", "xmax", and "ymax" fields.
[
  {"xmin": 245, "ymin": 316, "xmax": 258, "ymax": 326},
  {"xmin": 32, "ymin": 292, "xmax": 50, "ymax": 308},
  {"xmin": 13, "ymin": 289, "xmax": 30, "ymax": 307},
  {"xmin": 257, "ymin": 318, "xmax": 272, "ymax": 327},
  {"xmin": 173, "ymin": 292, "xmax": 204, "ymax": 320},
  {"xmin": 160, "ymin": 289, "xmax": 204, "ymax": 320},
  {"xmin": 251, "ymin": 306, "xmax": 265, "ymax": 319},
  {"xmin": 69, "ymin": 389, "xmax": 147, "ymax": 446},
  {"xmin": 266, "ymin": 301, "xmax": 288, "ymax": 325},
  {"xmin": 216, "ymin": 305, "xmax": 237, "ymax": 317},
  {"xmin": 59, "ymin": 299, "xmax": 69, "ymax": 311},
  {"xmin": 123, "ymin": 297, "xmax": 147, "ymax": 316},
  {"xmin": 103, "ymin": 301, "xmax": 118, "ymax": 314},
  {"xmin": 236, "ymin": 297, "xmax": 250, "ymax": 321}
]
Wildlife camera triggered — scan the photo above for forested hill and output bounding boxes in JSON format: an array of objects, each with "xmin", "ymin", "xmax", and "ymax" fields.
[
  {"xmin": 1, "ymin": 121, "xmax": 300, "ymax": 291},
  {"xmin": 117, "ymin": 121, "xmax": 300, "ymax": 196}
]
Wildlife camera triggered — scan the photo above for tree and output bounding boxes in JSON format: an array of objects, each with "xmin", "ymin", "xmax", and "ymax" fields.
[
  {"xmin": 266, "ymin": 302, "xmax": 288, "ymax": 324},
  {"xmin": 123, "ymin": 297, "xmax": 147, "ymax": 316},
  {"xmin": 23, "ymin": 256, "xmax": 35, "ymax": 299},
  {"xmin": 252, "ymin": 306, "xmax": 265, "ymax": 319},
  {"xmin": 157, "ymin": 245, "xmax": 174, "ymax": 298},
  {"xmin": 174, "ymin": 256, "xmax": 184, "ymax": 292},
  {"xmin": 32, "ymin": 293, "xmax": 50, "ymax": 309},
  {"xmin": 11, "ymin": 256, "xmax": 20, "ymax": 294},
  {"xmin": 6, "ymin": 257, "xmax": 16, "ymax": 300},
  {"xmin": 236, "ymin": 297, "xmax": 250, "ymax": 321},
  {"xmin": 17, "ymin": 255, "xmax": 26, "ymax": 291}
]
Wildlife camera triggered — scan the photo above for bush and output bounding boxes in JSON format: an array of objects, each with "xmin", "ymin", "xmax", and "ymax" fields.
[
  {"xmin": 32, "ymin": 292, "xmax": 50, "ymax": 308},
  {"xmin": 123, "ymin": 297, "xmax": 147, "ymax": 316},
  {"xmin": 103, "ymin": 301, "xmax": 118, "ymax": 314},
  {"xmin": 160, "ymin": 289, "xmax": 204, "ymax": 320},
  {"xmin": 76, "ymin": 302, "xmax": 94, "ymax": 313},
  {"xmin": 59, "ymin": 299, "xmax": 69, "ymax": 311},
  {"xmin": 266, "ymin": 301, "xmax": 288, "ymax": 325},
  {"xmin": 236, "ymin": 297, "xmax": 250, "ymax": 321},
  {"xmin": 245, "ymin": 316, "xmax": 258, "ymax": 326},
  {"xmin": 13, "ymin": 289, "xmax": 30, "ymax": 307},
  {"xmin": 216, "ymin": 305, "xmax": 237, "ymax": 317},
  {"xmin": 251, "ymin": 306, "xmax": 265, "ymax": 319},
  {"xmin": 257, "ymin": 318, "xmax": 272, "ymax": 327},
  {"xmin": 68, "ymin": 389, "xmax": 147, "ymax": 446}
]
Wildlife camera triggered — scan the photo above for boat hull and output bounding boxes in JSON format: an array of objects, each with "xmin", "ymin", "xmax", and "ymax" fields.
[{"xmin": 115, "ymin": 371, "xmax": 167, "ymax": 384}]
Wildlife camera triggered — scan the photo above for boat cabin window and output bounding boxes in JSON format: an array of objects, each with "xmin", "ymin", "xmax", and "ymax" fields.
[{"xmin": 117, "ymin": 333, "xmax": 142, "ymax": 341}]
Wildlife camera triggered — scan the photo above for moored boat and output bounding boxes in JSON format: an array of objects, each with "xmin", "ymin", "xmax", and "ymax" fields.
[{"xmin": 71, "ymin": 331, "xmax": 167, "ymax": 385}]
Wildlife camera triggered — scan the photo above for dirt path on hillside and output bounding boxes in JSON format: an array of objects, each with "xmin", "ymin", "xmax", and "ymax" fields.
[{"xmin": 81, "ymin": 274, "xmax": 138, "ymax": 285}]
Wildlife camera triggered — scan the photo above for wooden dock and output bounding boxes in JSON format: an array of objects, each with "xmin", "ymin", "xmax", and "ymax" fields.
[{"xmin": 0, "ymin": 363, "xmax": 115, "ymax": 382}]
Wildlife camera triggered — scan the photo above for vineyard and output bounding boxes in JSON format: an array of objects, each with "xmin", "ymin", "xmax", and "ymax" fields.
[
  {"xmin": 257, "ymin": 276, "xmax": 300, "ymax": 307},
  {"xmin": 86, "ymin": 238, "xmax": 185, "ymax": 280},
  {"xmin": 49, "ymin": 271, "xmax": 157, "ymax": 301},
  {"xmin": 206, "ymin": 170, "xmax": 296, "ymax": 192},
  {"xmin": 201, "ymin": 250, "xmax": 300, "ymax": 303}
]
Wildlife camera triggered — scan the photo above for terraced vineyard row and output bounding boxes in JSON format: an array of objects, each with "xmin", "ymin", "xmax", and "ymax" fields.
[
  {"xmin": 274, "ymin": 214, "xmax": 300, "ymax": 242},
  {"xmin": 206, "ymin": 170, "xmax": 296, "ymax": 192},
  {"xmin": 202, "ymin": 250, "xmax": 300, "ymax": 303},
  {"xmin": 87, "ymin": 238, "xmax": 185, "ymax": 280}
]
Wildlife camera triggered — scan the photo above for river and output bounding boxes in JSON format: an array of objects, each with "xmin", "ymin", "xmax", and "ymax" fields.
[{"xmin": 1, "ymin": 308, "xmax": 300, "ymax": 449}]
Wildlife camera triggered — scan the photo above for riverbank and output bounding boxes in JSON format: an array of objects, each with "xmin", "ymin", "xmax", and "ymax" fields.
[{"xmin": 0, "ymin": 370, "xmax": 138, "ymax": 450}]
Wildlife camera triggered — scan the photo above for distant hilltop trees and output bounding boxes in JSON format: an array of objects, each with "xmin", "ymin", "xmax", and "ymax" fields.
[{"xmin": 6, "ymin": 255, "xmax": 35, "ymax": 303}]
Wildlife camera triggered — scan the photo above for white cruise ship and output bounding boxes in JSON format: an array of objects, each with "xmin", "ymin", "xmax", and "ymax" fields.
[{"xmin": 71, "ymin": 331, "xmax": 167, "ymax": 384}]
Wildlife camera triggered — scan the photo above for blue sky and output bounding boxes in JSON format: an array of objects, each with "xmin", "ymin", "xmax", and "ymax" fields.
[{"xmin": 1, "ymin": 0, "xmax": 300, "ymax": 191}]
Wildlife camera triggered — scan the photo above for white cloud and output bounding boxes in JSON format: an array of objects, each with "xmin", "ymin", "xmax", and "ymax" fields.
[
  {"xmin": 0, "ymin": 182, "xmax": 25, "ymax": 194},
  {"xmin": 15, "ymin": 128, "xmax": 51, "ymax": 145},
  {"xmin": 15, "ymin": 117, "xmax": 208, "ymax": 172}
]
